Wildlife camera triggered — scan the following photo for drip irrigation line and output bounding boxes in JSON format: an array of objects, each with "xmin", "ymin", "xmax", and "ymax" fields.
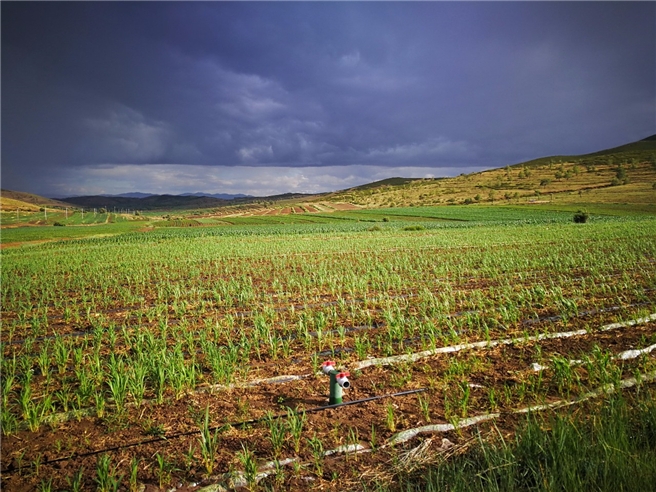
[
  {"xmin": 12, "ymin": 311, "xmax": 656, "ymax": 429},
  {"xmin": 2, "ymin": 387, "xmax": 427, "ymax": 473},
  {"xmin": 5, "ymin": 296, "xmax": 653, "ymax": 355},
  {"xmin": 12, "ymin": 272, "xmax": 649, "ymax": 344}
]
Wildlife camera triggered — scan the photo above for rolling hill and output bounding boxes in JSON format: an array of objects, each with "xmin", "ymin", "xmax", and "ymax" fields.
[
  {"xmin": 320, "ymin": 134, "xmax": 656, "ymax": 209},
  {"xmin": 0, "ymin": 190, "xmax": 72, "ymax": 211}
]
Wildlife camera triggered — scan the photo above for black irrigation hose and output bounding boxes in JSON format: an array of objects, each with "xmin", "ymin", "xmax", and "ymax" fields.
[
  {"xmin": 2, "ymin": 387, "xmax": 428, "ymax": 473},
  {"xmin": 5, "ymin": 296, "xmax": 654, "ymax": 352},
  {"xmin": 4, "ymin": 267, "xmax": 651, "ymax": 346}
]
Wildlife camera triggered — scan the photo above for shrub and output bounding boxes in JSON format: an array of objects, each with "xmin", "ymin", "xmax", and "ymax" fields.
[
  {"xmin": 573, "ymin": 211, "xmax": 589, "ymax": 223},
  {"xmin": 403, "ymin": 225, "xmax": 425, "ymax": 231},
  {"xmin": 53, "ymin": 222, "xmax": 65, "ymax": 227}
]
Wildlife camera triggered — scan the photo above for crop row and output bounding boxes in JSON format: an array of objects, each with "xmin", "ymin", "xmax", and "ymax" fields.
[
  {"xmin": 2, "ymin": 314, "xmax": 655, "ymax": 490},
  {"xmin": 2, "ymin": 219, "xmax": 655, "ymax": 432}
]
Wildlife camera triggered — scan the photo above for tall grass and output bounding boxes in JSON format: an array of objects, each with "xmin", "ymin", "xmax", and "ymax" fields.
[{"xmin": 394, "ymin": 389, "xmax": 656, "ymax": 492}]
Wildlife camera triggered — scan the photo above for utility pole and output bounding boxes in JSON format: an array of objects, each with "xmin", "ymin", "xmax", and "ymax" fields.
[{"xmin": 65, "ymin": 208, "xmax": 68, "ymax": 219}]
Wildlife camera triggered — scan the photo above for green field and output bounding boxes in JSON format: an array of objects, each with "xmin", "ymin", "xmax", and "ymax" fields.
[
  {"xmin": 1, "ymin": 208, "xmax": 655, "ymax": 491},
  {"xmin": 0, "ymin": 205, "xmax": 632, "ymax": 246}
]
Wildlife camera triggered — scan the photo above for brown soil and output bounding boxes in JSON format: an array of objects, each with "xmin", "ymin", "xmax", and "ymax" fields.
[
  {"xmin": 2, "ymin": 320, "xmax": 654, "ymax": 491},
  {"xmin": 330, "ymin": 203, "xmax": 360, "ymax": 211}
]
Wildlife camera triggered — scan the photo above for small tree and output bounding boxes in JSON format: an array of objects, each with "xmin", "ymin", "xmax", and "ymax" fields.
[
  {"xmin": 616, "ymin": 166, "xmax": 627, "ymax": 181},
  {"xmin": 573, "ymin": 210, "xmax": 589, "ymax": 223}
]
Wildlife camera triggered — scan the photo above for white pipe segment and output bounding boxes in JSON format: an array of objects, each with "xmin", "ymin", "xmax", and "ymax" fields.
[{"xmin": 354, "ymin": 314, "xmax": 656, "ymax": 371}]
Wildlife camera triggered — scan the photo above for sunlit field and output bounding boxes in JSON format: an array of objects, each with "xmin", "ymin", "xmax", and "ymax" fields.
[{"xmin": 2, "ymin": 208, "xmax": 655, "ymax": 490}]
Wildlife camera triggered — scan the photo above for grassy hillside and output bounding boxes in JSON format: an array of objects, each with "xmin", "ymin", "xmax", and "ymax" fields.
[
  {"xmin": 320, "ymin": 135, "xmax": 656, "ymax": 209},
  {"xmin": 0, "ymin": 190, "xmax": 71, "ymax": 210}
]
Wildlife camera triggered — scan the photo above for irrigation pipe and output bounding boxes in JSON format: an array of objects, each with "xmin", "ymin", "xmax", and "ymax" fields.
[
  {"xmin": 3, "ymin": 388, "xmax": 428, "ymax": 473},
  {"xmin": 4, "ymin": 279, "xmax": 651, "ymax": 346},
  {"xmin": 388, "ymin": 370, "xmax": 656, "ymax": 446},
  {"xmin": 306, "ymin": 301, "xmax": 654, "ymax": 361},
  {"xmin": 37, "ymin": 312, "xmax": 656, "ymax": 427},
  {"xmin": 352, "ymin": 313, "xmax": 656, "ymax": 371},
  {"xmin": 531, "ymin": 342, "xmax": 656, "ymax": 372},
  {"xmin": 202, "ymin": 369, "xmax": 656, "ymax": 492}
]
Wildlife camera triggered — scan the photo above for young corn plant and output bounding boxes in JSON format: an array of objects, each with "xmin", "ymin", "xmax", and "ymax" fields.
[
  {"xmin": 93, "ymin": 391, "xmax": 106, "ymax": 419},
  {"xmin": 346, "ymin": 426, "xmax": 360, "ymax": 460},
  {"xmin": 154, "ymin": 452, "xmax": 175, "ymax": 489},
  {"xmin": 127, "ymin": 363, "xmax": 147, "ymax": 406},
  {"xmin": 25, "ymin": 394, "xmax": 54, "ymax": 432},
  {"xmin": 458, "ymin": 380, "xmax": 471, "ymax": 418},
  {"xmin": 206, "ymin": 343, "xmax": 238, "ymax": 385},
  {"xmin": 95, "ymin": 454, "xmax": 122, "ymax": 492},
  {"xmin": 286, "ymin": 407, "xmax": 306, "ymax": 454},
  {"xmin": 386, "ymin": 403, "xmax": 396, "ymax": 432},
  {"xmin": 38, "ymin": 478, "xmax": 53, "ymax": 492},
  {"xmin": 418, "ymin": 393, "xmax": 431, "ymax": 422},
  {"xmin": 198, "ymin": 405, "xmax": 221, "ymax": 476},
  {"xmin": 487, "ymin": 387, "xmax": 498, "ymax": 412},
  {"xmin": 53, "ymin": 335, "xmax": 71, "ymax": 374},
  {"xmin": 265, "ymin": 411, "xmax": 287, "ymax": 459},
  {"xmin": 369, "ymin": 423, "xmax": 378, "ymax": 451},
  {"xmin": 307, "ymin": 433, "xmax": 325, "ymax": 477},
  {"xmin": 107, "ymin": 368, "xmax": 128, "ymax": 416},
  {"xmin": 552, "ymin": 355, "xmax": 576, "ymax": 397},
  {"xmin": 236, "ymin": 444, "xmax": 258, "ymax": 489},
  {"xmin": 66, "ymin": 467, "xmax": 84, "ymax": 492},
  {"xmin": 36, "ymin": 342, "xmax": 52, "ymax": 385},
  {"xmin": 585, "ymin": 345, "xmax": 621, "ymax": 388},
  {"xmin": 129, "ymin": 457, "xmax": 140, "ymax": 492},
  {"xmin": 354, "ymin": 335, "xmax": 370, "ymax": 360},
  {"xmin": 54, "ymin": 381, "xmax": 73, "ymax": 413},
  {"xmin": 1, "ymin": 406, "xmax": 18, "ymax": 435},
  {"xmin": 152, "ymin": 364, "xmax": 166, "ymax": 404}
]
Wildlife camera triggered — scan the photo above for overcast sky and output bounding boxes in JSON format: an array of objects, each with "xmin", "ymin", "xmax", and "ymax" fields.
[{"xmin": 2, "ymin": 2, "xmax": 654, "ymax": 198}]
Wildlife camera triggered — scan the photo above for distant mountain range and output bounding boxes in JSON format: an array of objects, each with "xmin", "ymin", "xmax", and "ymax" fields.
[
  {"xmin": 56, "ymin": 191, "xmax": 315, "ymax": 210},
  {"xmin": 97, "ymin": 192, "xmax": 253, "ymax": 200},
  {"xmin": 58, "ymin": 194, "xmax": 237, "ymax": 211}
]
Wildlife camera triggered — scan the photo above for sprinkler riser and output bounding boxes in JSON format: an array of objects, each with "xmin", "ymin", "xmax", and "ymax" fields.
[
  {"xmin": 328, "ymin": 370, "xmax": 350, "ymax": 404},
  {"xmin": 329, "ymin": 371, "xmax": 343, "ymax": 404},
  {"xmin": 322, "ymin": 361, "xmax": 350, "ymax": 405}
]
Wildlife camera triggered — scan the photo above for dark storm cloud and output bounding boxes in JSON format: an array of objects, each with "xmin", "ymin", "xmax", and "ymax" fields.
[{"xmin": 2, "ymin": 2, "xmax": 654, "ymax": 196}]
